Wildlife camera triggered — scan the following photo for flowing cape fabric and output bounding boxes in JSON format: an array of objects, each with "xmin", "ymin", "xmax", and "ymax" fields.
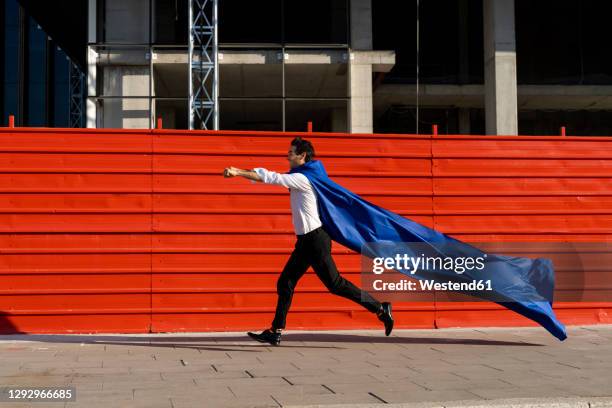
[{"xmin": 290, "ymin": 160, "xmax": 567, "ymax": 341}]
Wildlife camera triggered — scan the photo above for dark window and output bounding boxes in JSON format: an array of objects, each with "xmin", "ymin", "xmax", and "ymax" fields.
[
  {"xmin": 104, "ymin": 0, "xmax": 150, "ymax": 44},
  {"xmin": 220, "ymin": 99, "xmax": 283, "ymax": 131},
  {"xmin": 519, "ymin": 110, "xmax": 612, "ymax": 136},
  {"xmin": 285, "ymin": 62, "xmax": 348, "ymax": 98},
  {"xmin": 154, "ymin": 0, "xmax": 188, "ymax": 44},
  {"xmin": 3, "ymin": 0, "xmax": 19, "ymax": 123},
  {"xmin": 283, "ymin": 0, "xmax": 348, "ymax": 45},
  {"xmin": 374, "ymin": 106, "xmax": 460, "ymax": 135},
  {"xmin": 219, "ymin": 0, "xmax": 282, "ymax": 44},
  {"xmin": 26, "ymin": 18, "xmax": 47, "ymax": 126},
  {"xmin": 219, "ymin": 0, "xmax": 348, "ymax": 45},
  {"xmin": 373, "ymin": 0, "xmax": 484, "ymax": 84},
  {"xmin": 285, "ymin": 100, "xmax": 347, "ymax": 132},
  {"xmin": 155, "ymin": 99, "xmax": 188, "ymax": 129},
  {"xmin": 154, "ymin": 63, "xmax": 188, "ymax": 98},
  {"xmin": 516, "ymin": 0, "xmax": 612, "ymax": 85},
  {"xmin": 53, "ymin": 46, "xmax": 70, "ymax": 127}
]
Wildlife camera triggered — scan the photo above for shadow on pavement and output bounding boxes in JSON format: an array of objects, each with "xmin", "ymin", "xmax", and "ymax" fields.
[{"xmin": 0, "ymin": 332, "xmax": 542, "ymax": 349}]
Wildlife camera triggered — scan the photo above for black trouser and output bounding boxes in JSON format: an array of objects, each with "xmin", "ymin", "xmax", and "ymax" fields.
[{"xmin": 271, "ymin": 227, "xmax": 382, "ymax": 330}]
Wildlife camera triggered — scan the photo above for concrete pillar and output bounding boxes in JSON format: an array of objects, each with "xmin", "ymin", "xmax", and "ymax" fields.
[
  {"xmin": 350, "ymin": 0, "xmax": 373, "ymax": 133},
  {"xmin": 86, "ymin": 47, "xmax": 98, "ymax": 128},
  {"xmin": 484, "ymin": 0, "xmax": 518, "ymax": 135},
  {"xmin": 350, "ymin": 61, "xmax": 373, "ymax": 134}
]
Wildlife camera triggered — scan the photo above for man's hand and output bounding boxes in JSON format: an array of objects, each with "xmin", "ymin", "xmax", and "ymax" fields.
[
  {"xmin": 223, "ymin": 166, "xmax": 239, "ymax": 178},
  {"xmin": 223, "ymin": 166, "xmax": 263, "ymax": 182}
]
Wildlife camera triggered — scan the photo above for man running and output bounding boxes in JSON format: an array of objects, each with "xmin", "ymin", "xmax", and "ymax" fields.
[{"xmin": 223, "ymin": 137, "xmax": 393, "ymax": 346}]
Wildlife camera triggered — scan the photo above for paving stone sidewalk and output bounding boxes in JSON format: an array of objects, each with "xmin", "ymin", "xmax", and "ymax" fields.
[{"xmin": 0, "ymin": 325, "xmax": 610, "ymax": 408}]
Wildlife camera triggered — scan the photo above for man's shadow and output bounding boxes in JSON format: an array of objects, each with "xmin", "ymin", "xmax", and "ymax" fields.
[
  {"xmin": 0, "ymin": 315, "xmax": 22, "ymax": 335},
  {"xmin": 0, "ymin": 326, "xmax": 542, "ymax": 352}
]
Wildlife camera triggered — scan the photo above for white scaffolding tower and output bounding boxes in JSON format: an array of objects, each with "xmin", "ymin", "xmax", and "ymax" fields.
[
  {"xmin": 69, "ymin": 60, "xmax": 84, "ymax": 128},
  {"xmin": 188, "ymin": 0, "xmax": 219, "ymax": 130}
]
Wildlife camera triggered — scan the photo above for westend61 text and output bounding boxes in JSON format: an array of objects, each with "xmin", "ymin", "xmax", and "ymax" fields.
[{"xmin": 372, "ymin": 279, "xmax": 493, "ymax": 292}]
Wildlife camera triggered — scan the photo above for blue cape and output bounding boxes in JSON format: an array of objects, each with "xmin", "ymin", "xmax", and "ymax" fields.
[{"xmin": 291, "ymin": 160, "xmax": 567, "ymax": 341}]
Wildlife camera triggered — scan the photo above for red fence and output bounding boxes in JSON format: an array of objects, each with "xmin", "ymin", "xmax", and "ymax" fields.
[{"xmin": 0, "ymin": 127, "xmax": 610, "ymax": 333}]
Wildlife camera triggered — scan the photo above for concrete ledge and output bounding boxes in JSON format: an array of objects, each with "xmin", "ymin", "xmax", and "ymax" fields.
[
  {"xmin": 375, "ymin": 84, "xmax": 612, "ymax": 111},
  {"xmin": 352, "ymin": 50, "xmax": 396, "ymax": 72}
]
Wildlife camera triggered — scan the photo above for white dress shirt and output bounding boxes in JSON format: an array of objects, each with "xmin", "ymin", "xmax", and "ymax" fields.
[{"xmin": 253, "ymin": 167, "xmax": 322, "ymax": 235}]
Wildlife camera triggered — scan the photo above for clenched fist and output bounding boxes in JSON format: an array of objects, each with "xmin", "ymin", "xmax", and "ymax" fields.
[{"xmin": 223, "ymin": 166, "xmax": 239, "ymax": 177}]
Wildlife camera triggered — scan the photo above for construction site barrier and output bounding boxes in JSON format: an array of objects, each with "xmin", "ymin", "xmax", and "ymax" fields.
[{"xmin": 0, "ymin": 126, "xmax": 610, "ymax": 333}]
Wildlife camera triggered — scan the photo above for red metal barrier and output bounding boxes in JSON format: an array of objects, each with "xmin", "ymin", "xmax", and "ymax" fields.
[{"xmin": 0, "ymin": 127, "xmax": 611, "ymax": 333}]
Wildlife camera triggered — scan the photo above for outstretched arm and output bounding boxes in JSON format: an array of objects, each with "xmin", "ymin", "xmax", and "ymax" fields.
[
  {"xmin": 223, "ymin": 166, "xmax": 262, "ymax": 182},
  {"xmin": 224, "ymin": 166, "xmax": 310, "ymax": 191}
]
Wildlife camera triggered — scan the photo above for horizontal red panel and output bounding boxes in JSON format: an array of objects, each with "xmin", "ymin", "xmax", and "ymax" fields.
[
  {"xmin": 154, "ymin": 194, "xmax": 432, "ymax": 214},
  {"xmin": 151, "ymin": 273, "xmax": 364, "ymax": 291},
  {"xmin": 434, "ymin": 215, "xmax": 612, "ymax": 234},
  {"xmin": 152, "ymin": 292, "xmax": 387, "ymax": 309},
  {"xmin": 1, "ymin": 315, "xmax": 150, "ymax": 334},
  {"xmin": 0, "ymin": 194, "xmax": 151, "ymax": 212},
  {"xmin": 0, "ymin": 294, "xmax": 150, "ymax": 310},
  {"xmin": 0, "ymin": 214, "xmax": 151, "ymax": 232},
  {"xmin": 0, "ymin": 174, "xmax": 151, "ymax": 192},
  {"xmin": 155, "ymin": 155, "xmax": 431, "ymax": 176},
  {"xmin": 152, "ymin": 232, "xmax": 297, "ymax": 250},
  {"xmin": 554, "ymin": 306, "xmax": 612, "ymax": 325},
  {"xmin": 434, "ymin": 158, "xmax": 612, "ymax": 177},
  {"xmin": 153, "ymin": 134, "xmax": 432, "ymax": 157},
  {"xmin": 436, "ymin": 306, "xmax": 612, "ymax": 329},
  {"xmin": 433, "ymin": 139, "xmax": 612, "ymax": 159},
  {"xmin": 0, "ymin": 254, "xmax": 150, "ymax": 272},
  {"xmin": 0, "ymin": 152, "xmax": 151, "ymax": 173},
  {"xmin": 152, "ymin": 253, "xmax": 363, "ymax": 272},
  {"xmin": 446, "ymin": 234, "xmax": 612, "ymax": 242},
  {"xmin": 0, "ymin": 131, "xmax": 151, "ymax": 153},
  {"xmin": 434, "ymin": 196, "xmax": 612, "ymax": 214},
  {"xmin": 152, "ymin": 214, "xmax": 434, "ymax": 233},
  {"xmin": 434, "ymin": 177, "xmax": 612, "ymax": 195},
  {"xmin": 154, "ymin": 174, "xmax": 433, "ymax": 195},
  {"xmin": 0, "ymin": 274, "xmax": 149, "ymax": 292}
]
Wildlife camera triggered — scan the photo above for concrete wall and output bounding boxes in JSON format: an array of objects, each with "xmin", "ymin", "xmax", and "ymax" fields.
[{"xmin": 102, "ymin": 66, "xmax": 150, "ymax": 128}]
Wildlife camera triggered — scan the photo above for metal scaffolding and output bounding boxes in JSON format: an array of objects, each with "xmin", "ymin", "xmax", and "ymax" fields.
[
  {"xmin": 69, "ymin": 61, "xmax": 84, "ymax": 128},
  {"xmin": 188, "ymin": 0, "xmax": 219, "ymax": 130}
]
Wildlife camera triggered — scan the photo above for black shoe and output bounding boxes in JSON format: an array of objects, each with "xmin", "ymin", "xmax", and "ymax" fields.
[
  {"xmin": 247, "ymin": 329, "xmax": 281, "ymax": 346},
  {"xmin": 377, "ymin": 302, "xmax": 394, "ymax": 336}
]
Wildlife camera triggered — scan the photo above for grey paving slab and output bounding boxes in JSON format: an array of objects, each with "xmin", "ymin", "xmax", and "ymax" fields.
[{"xmin": 0, "ymin": 325, "xmax": 610, "ymax": 407}]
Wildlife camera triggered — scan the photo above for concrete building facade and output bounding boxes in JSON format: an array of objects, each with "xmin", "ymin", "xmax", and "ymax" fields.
[{"xmin": 5, "ymin": 0, "xmax": 612, "ymax": 135}]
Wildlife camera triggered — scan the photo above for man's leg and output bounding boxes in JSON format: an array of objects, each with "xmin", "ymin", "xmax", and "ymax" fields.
[
  {"xmin": 271, "ymin": 240, "xmax": 310, "ymax": 330},
  {"xmin": 307, "ymin": 228, "xmax": 394, "ymax": 335},
  {"xmin": 308, "ymin": 229, "xmax": 381, "ymax": 313},
  {"xmin": 248, "ymin": 240, "xmax": 310, "ymax": 345}
]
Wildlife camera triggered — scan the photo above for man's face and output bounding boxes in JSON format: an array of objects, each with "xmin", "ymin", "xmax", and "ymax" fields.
[{"xmin": 287, "ymin": 145, "xmax": 306, "ymax": 169}]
